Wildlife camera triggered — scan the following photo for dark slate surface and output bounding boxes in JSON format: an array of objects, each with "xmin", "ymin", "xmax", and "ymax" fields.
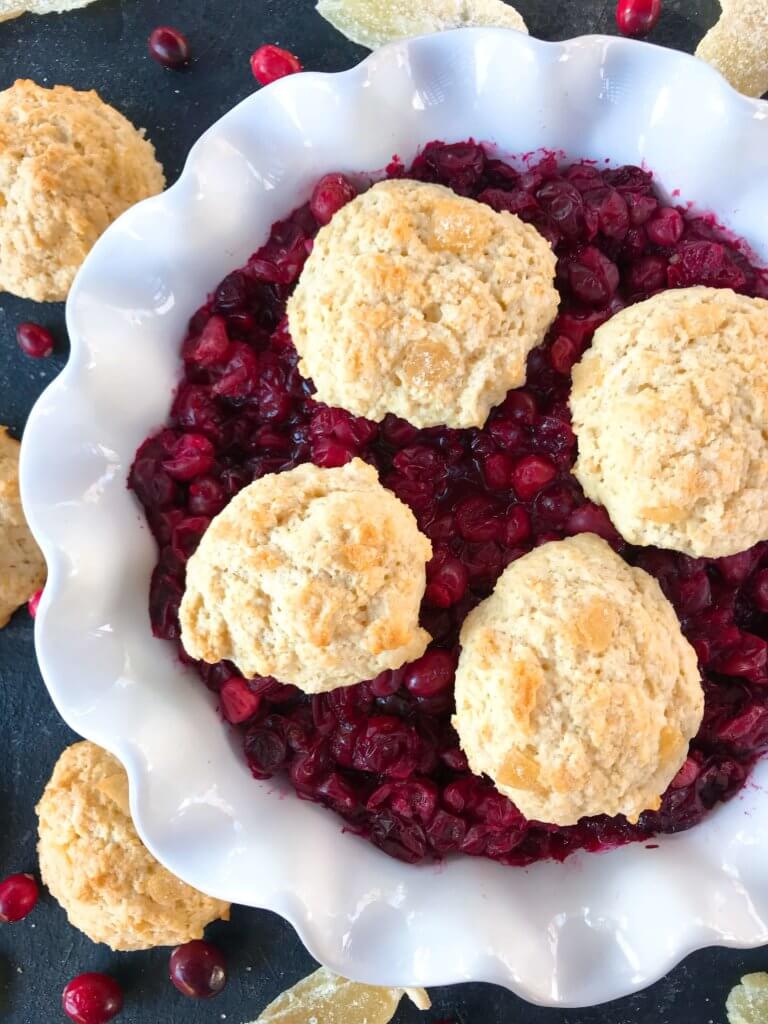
[{"xmin": 0, "ymin": 1, "xmax": 766, "ymax": 1021}]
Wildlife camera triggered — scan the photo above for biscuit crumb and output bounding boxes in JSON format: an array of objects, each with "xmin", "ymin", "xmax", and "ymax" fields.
[
  {"xmin": 0, "ymin": 426, "xmax": 46, "ymax": 628},
  {"xmin": 180, "ymin": 459, "xmax": 432, "ymax": 692},
  {"xmin": 37, "ymin": 741, "xmax": 230, "ymax": 951},
  {"xmin": 316, "ymin": 0, "xmax": 526, "ymax": 49},
  {"xmin": 571, "ymin": 287, "xmax": 768, "ymax": 558},
  {"xmin": 453, "ymin": 534, "xmax": 704, "ymax": 825},
  {"xmin": 0, "ymin": 80, "xmax": 165, "ymax": 301},
  {"xmin": 288, "ymin": 179, "xmax": 558, "ymax": 429},
  {"xmin": 696, "ymin": 1, "xmax": 768, "ymax": 97}
]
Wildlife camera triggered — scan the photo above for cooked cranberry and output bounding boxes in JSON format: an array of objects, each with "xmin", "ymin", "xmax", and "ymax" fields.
[
  {"xmin": 616, "ymin": 0, "xmax": 662, "ymax": 36},
  {"xmin": 183, "ymin": 315, "xmax": 231, "ymax": 366},
  {"xmin": 482, "ymin": 452, "xmax": 515, "ymax": 490},
  {"xmin": 310, "ymin": 173, "xmax": 357, "ymax": 225},
  {"xmin": 148, "ymin": 26, "xmax": 191, "ymax": 68},
  {"xmin": 244, "ymin": 725, "xmax": 287, "ymax": 778},
  {"xmin": 646, "ymin": 207, "xmax": 684, "ymax": 247},
  {"xmin": 162, "ymin": 434, "xmax": 215, "ymax": 481},
  {"xmin": 250, "ymin": 45, "xmax": 302, "ymax": 85},
  {"xmin": 426, "ymin": 552, "xmax": 468, "ymax": 607},
  {"xmin": 567, "ymin": 246, "xmax": 620, "ymax": 305},
  {"xmin": 512, "ymin": 455, "xmax": 556, "ymax": 500},
  {"xmin": 626, "ymin": 192, "xmax": 659, "ymax": 225},
  {"xmin": 404, "ymin": 649, "xmax": 457, "ymax": 698},
  {"xmin": 549, "ymin": 335, "xmax": 580, "ymax": 375},
  {"xmin": 169, "ymin": 940, "xmax": 227, "ymax": 999},
  {"xmin": 28, "ymin": 588, "xmax": 43, "ymax": 618},
  {"xmin": 668, "ymin": 241, "xmax": 748, "ymax": 291},
  {"xmin": 752, "ymin": 570, "xmax": 768, "ymax": 612},
  {"xmin": 369, "ymin": 669, "xmax": 404, "ymax": 697},
  {"xmin": 566, "ymin": 503, "xmax": 621, "ymax": 545},
  {"xmin": 584, "ymin": 186, "xmax": 629, "ymax": 239},
  {"xmin": 131, "ymin": 142, "xmax": 768, "ymax": 869},
  {"xmin": 188, "ymin": 477, "xmax": 227, "ymax": 516},
  {"xmin": 626, "ymin": 254, "xmax": 668, "ymax": 295},
  {"xmin": 220, "ymin": 677, "xmax": 262, "ymax": 724},
  {"xmin": 0, "ymin": 873, "xmax": 38, "ymax": 922},
  {"xmin": 16, "ymin": 321, "xmax": 54, "ymax": 358},
  {"xmin": 455, "ymin": 495, "xmax": 503, "ymax": 541},
  {"xmin": 62, "ymin": 974, "xmax": 123, "ymax": 1024}
]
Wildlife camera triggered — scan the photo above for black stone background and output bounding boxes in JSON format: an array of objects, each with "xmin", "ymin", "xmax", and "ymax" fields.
[{"xmin": 1, "ymin": 1, "xmax": 766, "ymax": 1021}]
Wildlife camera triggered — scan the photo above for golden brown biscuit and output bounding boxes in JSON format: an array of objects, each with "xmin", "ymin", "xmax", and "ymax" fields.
[
  {"xmin": 571, "ymin": 287, "xmax": 768, "ymax": 558},
  {"xmin": 0, "ymin": 426, "xmax": 46, "ymax": 628},
  {"xmin": 287, "ymin": 179, "xmax": 558, "ymax": 429},
  {"xmin": 37, "ymin": 741, "xmax": 230, "ymax": 951},
  {"xmin": 453, "ymin": 534, "xmax": 703, "ymax": 826},
  {"xmin": 0, "ymin": 80, "xmax": 165, "ymax": 301},
  {"xmin": 0, "ymin": 0, "xmax": 102, "ymax": 21},
  {"xmin": 180, "ymin": 459, "xmax": 432, "ymax": 692},
  {"xmin": 696, "ymin": 1, "xmax": 768, "ymax": 98},
  {"xmin": 315, "ymin": 0, "xmax": 527, "ymax": 50}
]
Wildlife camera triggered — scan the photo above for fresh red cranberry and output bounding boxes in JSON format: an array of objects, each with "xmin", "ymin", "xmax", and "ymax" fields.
[
  {"xmin": 28, "ymin": 588, "xmax": 43, "ymax": 618},
  {"xmin": 512, "ymin": 455, "xmax": 556, "ymax": 500},
  {"xmin": 0, "ymin": 873, "xmax": 38, "ymax": 922},
  {"xmin": 16, "ymin": 321, "xmax": 53, "ymax": 358},
  {"xmin": 250, "ymin": 45, "xmax": 302, "ymax": 85},
  {"xmin": 62, "ymin": 974, "xmax": 123, "ymax": 1024},
  {"xmin": 616, "ymin": 0, "xmax": 662, "ymax": 37},
  {"xmin": 148, "ymin": 26, "xmax": 191, "ymax": 68},
  {"xmin": 162, "ymin": 434, "xmax": 215, "ymax": 481},
  {"xmin": 169, "ymin": 940, "xmax": 227, "ymax": 998},
  {"xmin": 404, "ymin": 649, "xmax": 457, "ymax": 697},
  {"xmin": 310, "ymin": 173, "xmax": 357, "ymax": 225}
]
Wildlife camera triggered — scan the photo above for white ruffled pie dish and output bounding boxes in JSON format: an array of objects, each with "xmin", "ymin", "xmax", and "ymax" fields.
[{"xmin": 20, "ymin": 28, "xmax": 768, "ymax": 1007}]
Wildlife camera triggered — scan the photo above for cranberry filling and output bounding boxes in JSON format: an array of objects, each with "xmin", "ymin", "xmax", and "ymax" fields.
[{"xmin": 130, "ymin": 142, "xmax": 768, "ymax": 866}]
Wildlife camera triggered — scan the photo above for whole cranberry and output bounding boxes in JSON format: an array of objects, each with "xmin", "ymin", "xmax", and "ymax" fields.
[
  {"xmin": 28, "ymin": 588, "xmax": 43, "ymax": 618},
  {"xmin": 148, "ymin": 26, "xmax": 191, "ymax": 68},
  {"xmin": 404, "ymin": 649, "xmax": 457, "ymax": 697},
  {"xmin": 16, "ymin": 321, "xmax": 53, "ymax": 358},
  {"xmin": 250, "ymin": 45, "xmax": 302, "ymax": 85},
  {"xmin": 169, "ymin": 940, "xmax": 227, "ymax": 998},
  {"xmin": 616, "ymin": 0, "xmax": 662, "ymax": 37},
  {"xmin": 61, "ymin": 973, "xmax": 123, "ymax": 1024},
  {"xmin": 0, "ymin": 873, "xmax": 38, "ymax": 922},
  {"xmin": 310, "ymin": 173, "xmax": 357, "ymax": 225},
  {"xmin": 511, "ymin": 455, "xmax": 557, "ymax": 501}
]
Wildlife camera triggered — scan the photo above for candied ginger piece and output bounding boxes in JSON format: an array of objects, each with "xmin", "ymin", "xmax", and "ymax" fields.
[
  {"xmin": 250, "ymin": 967, "xmax": 430, "ymax": 1023},
  {"xmin": 727, "ymin": 974, "xmax": 768, "ymax": 1024},
  {"xmin": 696, "ymin": 0, "xmax": 768, "ymax": 97},
  {"xmin": 316, "ymin": 0, "xmax": 526, "ymax": 50}
]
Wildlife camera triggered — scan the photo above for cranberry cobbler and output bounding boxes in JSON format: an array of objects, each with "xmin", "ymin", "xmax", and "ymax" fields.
[{"xmin": 130, "ymin": 143, "xmax": 768, "ymax": 866}]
